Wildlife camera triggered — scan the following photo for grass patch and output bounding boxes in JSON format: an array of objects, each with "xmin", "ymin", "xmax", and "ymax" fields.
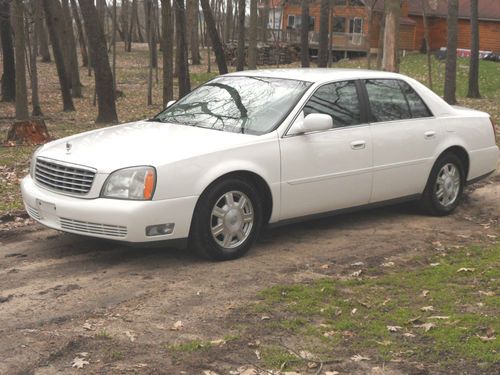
[
  {"xmin": 256, "ymin": 245, "xmax": 500, "ymax": 369},
  {"xmin": 165, "ymin": 339, "xmax": 213, "ymax": 353}
]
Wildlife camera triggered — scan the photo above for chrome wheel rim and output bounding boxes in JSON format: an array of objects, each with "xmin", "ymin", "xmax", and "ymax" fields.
[
  {"xmin": 435, "ymin": 163, "xmax": 461, "ymax": 207},
  {"xmin": 210, "ymin": 191, "xmax": 254, "ymax": 249}
]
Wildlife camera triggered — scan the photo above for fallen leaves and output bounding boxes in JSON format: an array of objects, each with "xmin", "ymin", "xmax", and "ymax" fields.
[
  {"xmin": 125, "ymin": 330, "xmax": 136, "ymax": 342},
  {"xmin": 171, "ymin": 320, "xmax": 184, "ymax": 331},
  {"xmin": 420, "ymin": 306, "xmax": 434, "ymax": 312},
  {"xmin": 457, "ymin": 267, "xmax": 475, "ymax": 273},
  {"xmin": 387, "ymin": 325, "xmax": 402, "ymax": 332},
  {"xmin": 350, "ymin": 354, "xmax": 371, "ymax": 361},
  {"xmin": 414, "ymin": 322, "xmax": 436, "ymax": 332},
  {"xmin": 71, "ymin": 352, "xmax": 89, "ymax": 369}
]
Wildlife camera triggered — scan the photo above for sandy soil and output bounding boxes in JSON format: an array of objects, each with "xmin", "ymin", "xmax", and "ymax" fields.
[{"xmin": 0, "ymin": 172, "xmax": 498, "ymax": 375}]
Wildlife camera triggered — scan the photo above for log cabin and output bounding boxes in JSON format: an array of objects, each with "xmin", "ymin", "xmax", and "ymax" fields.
[{"xmin": 281, "ymin": 0, "xmax": 500, "ymax": 55}]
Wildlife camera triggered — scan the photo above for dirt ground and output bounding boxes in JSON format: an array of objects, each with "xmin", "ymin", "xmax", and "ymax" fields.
[{"xmin": 0, "ymin": 170, "xmax": 498, "ymax": 375}]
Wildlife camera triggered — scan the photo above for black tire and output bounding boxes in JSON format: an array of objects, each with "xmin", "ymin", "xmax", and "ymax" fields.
[
  {"xmin": 189, "ymin": 177, "xmax": 263, "ymax": 261},
  {"xmin": 420, "ymin": 152, "xmax": 465, "ymax": 216}
]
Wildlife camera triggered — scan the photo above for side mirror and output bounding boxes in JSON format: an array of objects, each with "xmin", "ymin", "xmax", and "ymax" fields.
[
  {"xmin": 289, "ymin": 112, "xmax": 333, "ymax": 135},
  {"xmin": 166, "ymin": 100, "xmax": 176, "ymax": 108}
]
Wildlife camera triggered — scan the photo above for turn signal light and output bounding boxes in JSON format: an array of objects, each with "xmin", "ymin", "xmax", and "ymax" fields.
[{"xmin": 144, "ymin": 169, "xmax": 155, "ymax": 200}]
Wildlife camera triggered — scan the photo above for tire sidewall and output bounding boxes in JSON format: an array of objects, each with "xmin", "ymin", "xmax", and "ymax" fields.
[
  {"xmin": 191, "ymin": 178, "xmax": 263, "ymax": 261},
  {"xmin": 426, "ymin": 153, "xmax": 465, "ymax": 215}
]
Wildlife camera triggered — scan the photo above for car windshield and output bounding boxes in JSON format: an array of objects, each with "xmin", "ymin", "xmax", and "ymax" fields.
[{"xmin": 154, "ymin": 76, "xmax": 311, "ymax": 135}]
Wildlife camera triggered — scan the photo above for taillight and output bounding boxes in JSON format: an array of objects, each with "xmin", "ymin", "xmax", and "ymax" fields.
[{"xmin": 491, "ymin": 118, "xmax": 498, "ymax": 142}]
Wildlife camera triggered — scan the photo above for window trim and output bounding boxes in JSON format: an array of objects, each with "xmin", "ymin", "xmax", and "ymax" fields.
[
  {"xmin": 360, "ymin": 78, "xmax": 435, "ymax": 124},
  {"xmin": 283, "ymin": 79, "xmax": 369, "ymax": 137}
]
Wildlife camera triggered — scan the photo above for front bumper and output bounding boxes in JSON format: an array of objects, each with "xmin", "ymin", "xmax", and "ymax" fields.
[{"xmin": 21, "ymin": 176, "xmax": 198, "ymax": 242}]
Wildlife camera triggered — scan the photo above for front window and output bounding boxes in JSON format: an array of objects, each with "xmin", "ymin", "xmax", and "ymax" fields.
[{"xmin": 155, "ymin": 76, "xmax": 311, "ymax": 135}]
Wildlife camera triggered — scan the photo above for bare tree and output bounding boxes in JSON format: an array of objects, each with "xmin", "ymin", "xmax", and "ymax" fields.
[
  {"xmin": 145, "ymin": 0, "xmax": 154, "ymax": 105},
  {"xmin": 467, "ymin": 0, "xmax": 480, "ymax": 98},
  {"xmin": 61, "ymin": 0, "xmax": 82, "ymax": 97},
  {"xmin": 421, "ymin": 0, "xmax": 432, "ymax": 89},
  {"xmin": 444, "ymin": 0, "xmax": 458, "ymax": 104},
  {"xmin": 78, "ymin": 0, "xmax": 118, "ymax": 122},
  {"xmin": 70, "ymin": 0, "xmax": 89, "ymax": 67},
  {"xmin": 161, "ymin": 0, "xmax": 174, "ymax": 105},
  {"xmin": 382, "ymin": 0, "xmax": 400, "ymax": 72},
  {"xmin": 365, "ymin": 0, "xmax": 378, "ymax": 69},
  {"xmin": 248, "ymin": 0, "xmax": 257, "ymax": 69},
  {"xmin": 261, "ymin": 0, "xmax": 269, "ymax": 43},
  {"xmin": 175, "ymin": 0, "xmax": 191, "ymax": 97},
  {"xmin": 43, "ymin": 0, "xmax": 75, "ymax": 111},
  {"xmin": 30, "ymin": 0, "xmax": 43, "ymax": 115},
  {"xmin": 224, "ymin": 0, "xmax": 233, "ymax": 42},
  {"xmin": 13, "ymin": 0, "xmax": 28, "ymax": 120},
  {"xmin": 236, "ymin": 0, "xmax": 245, "ymax": 71},
  {"xmin": 317, "ymin": 0, "xmax": 329, "ymax": 67},
  {"xmin": 121, "ymin": 0, "xmax": 130, "ymax": 51},
  {"xmin": 201, "ymin": 0, "xmax": 228, "ymax": 74},
  {"xmin": 34, "ymin": 3, "xmax": 51, "ymax": 62},
  {"xmin": 0, "ymin": 0, "xmax": 15, "ymax": 102},
  {"xmin": 300, "ymin": 0, "xmax": 309, "ymax": 67}
]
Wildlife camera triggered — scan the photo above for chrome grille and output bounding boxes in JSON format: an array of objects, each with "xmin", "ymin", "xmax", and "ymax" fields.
[
  {"xmin": 35, "ymin": 157, "xmax": 96, "ymax": 195},
  {"xmin": 26, "ymin": 205, "xmax": 41, "ymax": 220},
  {"xmin": 60, "ymin": 218, "xmax": 128, "ymax": 238}
]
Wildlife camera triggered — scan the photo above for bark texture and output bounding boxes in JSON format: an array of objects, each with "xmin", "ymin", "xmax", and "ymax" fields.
[
  {"xmin": 174, "ymin": 0, "xmax": 191, "ymax": 97},
  {"xmin": 467, "ymin": 0, "xmax": 480, "ymax": 98},
  {"xmin": 200, "ymin": 0, "xmax": 228, "ymax": 74},
  {"xmin": 13, "ymin": 0, "xmax": 29, "ymax": 120},
  {"xmin": 444, "ymin": 0, "xmax": 458, "ymax": 104},
  {"xmin": 235, "ymin": 0, "xmax": 245, "ymax": 71},
  {"xmin": 300, "ymin": 0, "xmax": 310, "ymax": 67},
  {"xmin": 61, "ymin": 0, "xmax": 82, "ymax": 97},
  {"xmin": 0, "ymin": 0, "xmax": 15, "ymax": 102},
  {"xmin": 382, "ymin": 0, "xmax": 400, "ymax": 72},
  {"xmin": 317, "ymin": 0, "xmax": 330, "ymax": 67},
  {"xmin": 70, "ymin": 0, "xmax": 89, "ymax": 67},
  {"xmin": 161, "ymin": 0, "xmax": 174, "ymax": 105},
  {"xmin": 247, "ymin": 0, "xmax": 257, "ymax": 69},
  {"xmin": 78, "ymin": 0, "xmax": 118, "ymax": 122},
  {"xmin": 35, "ymin": 2, "xmax": 51, "ymax": 62}
]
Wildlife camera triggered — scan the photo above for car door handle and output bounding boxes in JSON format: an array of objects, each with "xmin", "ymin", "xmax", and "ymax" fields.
[
  {"xmin": 424, "ymin": 131, "xmax": 436, "ymax": 139},
  {"xmin": 350, "ymin": 140, "xmax": 366, "ymax": 150}
]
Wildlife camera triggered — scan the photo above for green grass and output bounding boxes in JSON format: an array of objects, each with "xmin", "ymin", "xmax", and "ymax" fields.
[
  {"xmin": 256, "ymin": 245, "xmax": 500, "ymax": 369},
  {"xmin": 165, "ymin": 339, "xmax": 212, "ymax": 353}
]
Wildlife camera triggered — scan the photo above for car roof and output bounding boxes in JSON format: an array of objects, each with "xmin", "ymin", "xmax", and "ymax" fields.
[{"xmin": 224, "ymin": 68, "xmax": 406, "ymax": 83}]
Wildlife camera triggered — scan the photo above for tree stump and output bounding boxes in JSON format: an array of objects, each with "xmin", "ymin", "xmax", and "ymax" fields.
[{"xmin": 5, "ymin": 119, "xmax": 50, "ymax": 145}]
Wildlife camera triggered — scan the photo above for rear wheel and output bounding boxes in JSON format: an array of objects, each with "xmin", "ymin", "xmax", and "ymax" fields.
[
  {"xmin": 421, "ymin": 153, "xmax": 465, "ymax": 216},
  {"xmin": 189, "ymin": 178, "xmax": 262, "ymax": 261}
]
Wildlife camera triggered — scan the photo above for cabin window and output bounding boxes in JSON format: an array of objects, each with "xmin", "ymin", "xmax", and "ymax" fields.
[
  {"xmin": 349, "ymin": 17, "xmax": 363, "ymax": 34},
  {"xmin": 349, "ymin": 0, "xmax": 364, "ymax": 6},
  {"xmin": 288, "ymin": 14, "xmax": 301, "ymax": 29},
  {"xmin": 333, "ymin": 17, "xmax": 346, "ymax": 33}
]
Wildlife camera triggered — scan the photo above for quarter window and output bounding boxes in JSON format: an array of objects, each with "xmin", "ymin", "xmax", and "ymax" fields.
[
  {"xmin": 365, "ymin": 79, "xmax": 432, "ymax": 122},
  {"xmin": 303, "ymin": 81, "xmax": 361, "ymax": 127}
]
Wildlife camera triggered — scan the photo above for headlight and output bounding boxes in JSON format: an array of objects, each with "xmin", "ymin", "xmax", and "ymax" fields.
[{"xmin": 101, "ymin": 166, "xmax": 156, "ymax": 200}]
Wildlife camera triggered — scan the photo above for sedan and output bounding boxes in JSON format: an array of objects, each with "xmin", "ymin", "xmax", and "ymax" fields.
[{"xmin": 21, "ymin": 69, "xmax": 498, "ymax": 260}]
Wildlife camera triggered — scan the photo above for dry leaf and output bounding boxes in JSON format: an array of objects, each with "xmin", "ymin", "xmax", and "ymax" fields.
[
  {"xmin": 125, "ymin": 330, "xmax": 136, "ymax": 342},
  {"xmin": 430, "ymin": 263, "xmax": 440, "ymax": 267},
  {"xmin": 171, "ymin": 320, "xmax": 184, "ymax": 331},
  {"xmin": 351, "ymin": 354, "xmax": 371, "ymax": 361},
  {"xmin": 255, "ymin": 350, "xmax": 261, "ymax": 360},
  {"xmin": 323, "ymin": 330, "xmax": 336, "ymax": 337},
  {"xmin": 324, "ymin": 372, "xmax": 340, "ymax": 375},
  {"xmin": 382, "ymin": 261, "xmax": 395, "ymax": 267},
  {"xmin": 420, "ymin": 306, "xmax": 434, "ymax": 312},
  {"xmin": 476, "ymin": 334, "xmax": 496, "ymax": 342},
  {"xmin": 376, "ymin": 340, "xmax": 392, "ymax": 346},
  {"xmin": 203, "ymin": 371, "xmax": 219, "ymax": 375},
  {"xmin": 351, "ymin": 308, "xmax": 357, "ymax": 315},
  {"xmin": 387, "ymin": 325, "xmax": 402, "ymax": 332},
  {"xmin": 479, "ymin": 290, "xmax": 495, "ymax": 296},
  {"xmin": 210, "ymin": 339, "xmax": 226, "ymax": 346},
  {"xmin": 351, "ymin": 261, "xmax": 364, "ymax": 267},
  {"xmin": 82, "ymin": 322, "xmax": 92, "ymax": 331},
  {"xmin": 457, "ymin": 267, "xmax": 475, "ymax": 273},
  {"xmin": 71, "ymin": 357, "xmax": 89, "ymax": 369},
  {"xmin": 261, "ymin": 315, "xmax": 271, "ymax": 321},
  {"xmin": 299, "ymin": 350, "xmax": 315, "ymax": 360},
  {"xmin": 403, "ymin": 332, "xmax": 416, "ymax": 338},
  {"xmin": 415, "ymin": 322, "xmax": 436, "ymax": 332},
  {"xmin": 350, "ymin": 270, "xmax": 362, "ymax": 277},
  {"xmin": 421, "ymin": 290, "xmax": 430, "ymax": 297},
  {"xmin": 321, "ymin": 264, "xmax": 330, "ymax": 269},
  {"xmin": 428, "ymin": 316, "xmax": 450, "ymax": 320}
]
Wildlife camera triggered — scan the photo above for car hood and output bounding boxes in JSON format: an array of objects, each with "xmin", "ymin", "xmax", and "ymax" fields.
[{"xmin": 38, "ymin": 120, "xmax": 262, "ymax": 173}]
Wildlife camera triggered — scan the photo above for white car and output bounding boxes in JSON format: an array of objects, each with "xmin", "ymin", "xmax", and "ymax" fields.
[{"xmin": 22, "ymin": 69, "xmax": 498, "ymax": 260}]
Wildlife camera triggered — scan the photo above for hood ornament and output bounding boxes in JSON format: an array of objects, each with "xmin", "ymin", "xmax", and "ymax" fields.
[{"xmin": 66, "ymin": 142, "xmax": 72, "ymax": 154}]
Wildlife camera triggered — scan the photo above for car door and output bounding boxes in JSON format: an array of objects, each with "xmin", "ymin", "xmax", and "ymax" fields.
[
  {"xmin": 364, "ymin": 79, "xmax": 439, "ymax": 203},
  {"xmin": 279, "ymin": 80, "xmax": 373, "ymax": 220}
]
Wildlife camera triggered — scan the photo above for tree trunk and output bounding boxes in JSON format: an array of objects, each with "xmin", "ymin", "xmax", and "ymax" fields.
[
  {"xmin": 127, "ymin": 0, "xmax": 137, "ymax": 51},
  {"xmin": 161, "ymin": 0, "xmax": 174, "ymax": 105},
  {"xmin": 376, "ymin": 13, "xmax": 384, "ymax": 69},
  {"xmin": 61, "ymin": 0, "xmax": 82, "ymax": 97},
  {"xmin": 0, "ymin": 0, "xmax": 16, "ymax": 102},
  {"xmin": 421, "ymin": 0, "xmax": 432, "ymax": 89},
  {"xmin": 43, "ymin": 0, "xmax": 75, "ymax": 111},
  {"xmin": 13, "ymin": 0, "xmax": 29, "ymax": 120},
  {"xmin": 235, "ymin": 0, "xmax": 245, "ymax": 71},
  {"xmin": 145, "ymin": 0, "xmax": 153, "ymax": 105},
  {"xmin": 200, "ymin": 0, "xmax": 228, "ymax": 74},
  {"xmin": 365, "ymin": 1, "xmax": 376, "ymax": 69},
  {"xmin": 121, "ymin": 0, "xmax": 130, "ymax": 51},
  {"xmin": 6, "ymin": 119, "xmax": 50, "ymax": 145},
  {"xmin": 190, "ymin": 0, "xmax": 201, "ymax": 64},
  {"xmin": 382, "ymin": 0, "xmax": 400, "ymax": 72},
  {"xmin": 31, "ymin": 0, "xmax": 43, "ymax": 116},
  {"xmin": 174, "ymin": 0, "xmax": 191, "ymax": 97},
  {"xmin": 134, "ymin": 0, "xmax": 144, "ymax": 43},
  {"xmin": 444, "ymin": 0, "xmax": 458, "ymax": 104},
  {"xmin": 317, "ymin": 0, "xmax": 329, "ymax": 67},
  {"xmin": 112, "ymin": 0, "xmax": 117, "ymax": 91},
  {"xmin": 224, "ymin": 0, "xmax": 232, "ymax": 42},
  {"xmin": 247, "ymin": 0, "xmax": 257, "ymax": 69},
  {"xmin": 34, "ymin": 2, "xmax": 51, "ymax": 62},
  {"xmin": 467, "ymin": 0, "xmax": 480, "ymax": 98},
  {"xmin": 261, "ymin": 0, "xmax": 269, "ymax": 43},
  {"xmin": 70, "ymin": 0, "xmax": 89, "ymax": 67},
  {"xmin": 78, "ymin": 0, "xmax": 118, "ymax": 123},
  {"xmin": 300, "ymin": 0, "xmax": 309, "ymax": 67}
]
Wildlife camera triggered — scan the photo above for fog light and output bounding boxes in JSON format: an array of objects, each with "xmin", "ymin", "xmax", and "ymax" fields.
[{"xmin": 146, "ymin": 223, "xmax": 175, "ymax": 236}]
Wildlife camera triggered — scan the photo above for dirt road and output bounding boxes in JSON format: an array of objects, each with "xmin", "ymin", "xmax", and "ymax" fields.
[{"xmin": 1, "ymin": 173, "xmax": 498, "ymax": 375}]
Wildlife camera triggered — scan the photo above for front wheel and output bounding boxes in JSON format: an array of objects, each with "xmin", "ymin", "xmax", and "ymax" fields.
[
  {"xmin": 420, "ymin": 153, "xmax": 465, "ymax": 216},
  {"xmin": 189, "ymin": 178, "xmax": 263, "ymax": 261}
]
